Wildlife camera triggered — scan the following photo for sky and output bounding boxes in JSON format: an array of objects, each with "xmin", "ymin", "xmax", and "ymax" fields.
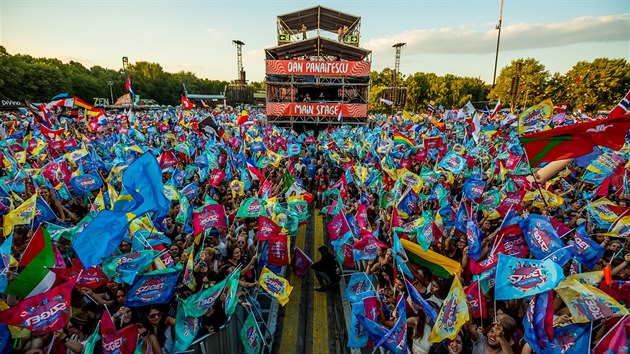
[{"xmin": 1, "ymin": 0, "xmax": 629, "ymax": 86}]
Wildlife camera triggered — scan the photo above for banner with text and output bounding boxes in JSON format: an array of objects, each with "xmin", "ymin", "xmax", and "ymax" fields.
[
  {"xmin": 266, "ymin": 60, "xmax": 371, "ymax": 77},
  {"xmin": 266, "ymin": 103, "xmax": 367, "ymax": 118}
]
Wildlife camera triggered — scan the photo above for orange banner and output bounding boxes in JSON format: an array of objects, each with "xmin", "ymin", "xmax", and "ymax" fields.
[
  {"xmin": 265, "ymin": 60, "xmax": 370, "ymax": 76},
  {"xmin": 266, "ymin": 103, "xmax": 367, "ymax": 117}
]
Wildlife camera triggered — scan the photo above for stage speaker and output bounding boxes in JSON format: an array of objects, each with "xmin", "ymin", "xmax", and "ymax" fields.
[{"xmin": 278, "ymin": 34, "xmax": 291, "ymax": 43}]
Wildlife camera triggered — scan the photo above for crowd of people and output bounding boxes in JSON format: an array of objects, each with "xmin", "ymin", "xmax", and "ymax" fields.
[{"xmin": 0, "ymin": 92, "xmax": 628, "ymax": 354}]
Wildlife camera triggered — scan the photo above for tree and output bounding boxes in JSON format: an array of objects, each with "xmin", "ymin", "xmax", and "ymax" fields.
[
  {"xmin": 564, "ymin": 58, "xmax": 630, "ymax": 113},
  {"xmin": 489, "ymin": 58, "xmax": 550, "ymax": 111}
]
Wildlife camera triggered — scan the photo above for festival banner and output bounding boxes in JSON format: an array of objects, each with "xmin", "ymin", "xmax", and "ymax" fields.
[
  {"xmin": 125, "ymin": 264, "xmax": 182, "ymax": 307},
  {"xmin": 265, "ymin": 60, "xmax": 371, "ymax": 76},
  {"xmin": 266, "ymin": 103, "xmax": 367, "ymax": 118}
]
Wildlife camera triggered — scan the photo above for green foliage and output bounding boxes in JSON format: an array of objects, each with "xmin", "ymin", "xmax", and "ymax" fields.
[
  {"xmin": 489, "ymin": 58, "xmax": 550, "ymax": 110},
  {"xmin": 0, "ymin": 46, "xmax": 228, "ymax": 105}
]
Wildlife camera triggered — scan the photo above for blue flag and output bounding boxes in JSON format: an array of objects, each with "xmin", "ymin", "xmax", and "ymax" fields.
[
  {"xmin": 33, "ymin": 197, "xmax": 56, "ymax": 229},
  {"xmin": 125, "ymin": 264, "xmax": 182, "ymax": 307},
  {"xmin": 571, "ymin": 223, "xmax": 605, "ymax": 269},
  {"xmin": 348, "ymin": 302, "xmax": 368, "ymax": 348},
  {"xmin": 553, "ymin": 323, "xmax": 590, "ymax": 354},
  {"xmin": 466, "ymin": 216, "xmax": 483, "ymax": 262},
  {"xmin": 463, "ymin": 176, "xmax": 486, "ymax": 202},
  {"xmin": 357, "ymin": 297, "xmax": 407, "ymax": 354},
  {"xmin": 518, "ymin": 214, "xmax": 566, "ymax": 260},
  {"xmin": 405, "ymin": 279, "xmax": 438, "ymax": 324},
  {"xmin": 69, "ymin": 172, "xmax": 104, "ymax": 195},
  {"xmin": 495, "ymin": 254, "xmax": 565, "ymax": 300},
  {"xmin": 438, "ymin": 152, "xmax": 466, "ymax": 174},
  {"xmin": 523, "ymin": 291, "xmax": 558, "ymax": 354},
  {"xmin": 454, "ymin": 202, "xmax": 468, "ymax": 235},
  {"xmin": 344, "ymin": 273, "xmax": 373, "ymax": 303}
]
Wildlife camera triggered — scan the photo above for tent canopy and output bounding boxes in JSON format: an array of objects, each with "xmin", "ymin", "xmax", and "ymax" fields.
[{"xmin": 278, "ymin": 5, "xmax": 360, "ymax": 33}]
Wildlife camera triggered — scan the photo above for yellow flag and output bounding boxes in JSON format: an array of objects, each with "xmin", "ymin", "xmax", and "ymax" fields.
[
  {"xmin": 258, "ymin": 266, "xmax": 293, "ymax": 306},
  {"xmin": 555, "ymin": 278, "xmax": 628, "ymax": 323},
  {"xmin": 588, "ymin": 198, "xmax": 621, "ymax": 226},
  {"xmin": 400, "ymin": 171, "xmax": 423, "ymax": 193},
  {"xmin": 564, "ymin": 271, "xmax": 603, "ymax": 287},
  {"xmin": 518, "ymin": 99, "xmax": 553, "ymax": 134},
  {"xmin": 267, "ymin": 150, "xmax": 283, "ymax": 168},
  {"xmin": 524, "ymin": 189, "xmax": 564, "ymax": 209},
  {"xmin": 608, "ymin": 215, "xmax": 630, "ymax": 238},
  {"xmin": 3, "ymin": 194, "xmax": 37, "ymax": 234},
  {"xmin": 429, "ymin": 276, "xmax": 470, "ymax": 342},
  {"xmin": 230, "ymin": 180, "xmax": 245, "ymax": 199},
  {"xmin": 354, "ymin": 165, "xmax": 369, "ymax": 186}
]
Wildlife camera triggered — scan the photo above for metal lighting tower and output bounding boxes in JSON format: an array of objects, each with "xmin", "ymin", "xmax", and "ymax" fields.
[
  {"xmin": 233, "ymin": 40, "xmax": 246, "ymax": 85},
  {"xmin": 107, "ymin": 81, "xmax": 114, "ymax": 105},
  {"xmin": 492, "ymin": 0, "xmax": 504, "ymax": 88},
  {"xmin": 392, "ymin": 42, "xmax": 406, "ymax": 107}
]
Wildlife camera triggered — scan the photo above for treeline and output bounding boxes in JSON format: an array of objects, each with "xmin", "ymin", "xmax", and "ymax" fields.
[
  {"xmin": 370, "ymin": 57, "xmax": 629, "ymax": 113},
  {"xmin": 1, "ymin": 45, "xmax": 628, "ymax": 112},
  {"xmin": 0, "ymin": 46, "xmax": 229, "ymax": 105}
]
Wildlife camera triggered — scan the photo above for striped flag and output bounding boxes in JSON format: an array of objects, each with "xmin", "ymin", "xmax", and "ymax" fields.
[
  {"xmin": 5, "ymin": 227, "xmax": 57, "ymax": 298},
  {"xmin": 610, "ymin": 89, "xmax": 630, "ymax": 118}
]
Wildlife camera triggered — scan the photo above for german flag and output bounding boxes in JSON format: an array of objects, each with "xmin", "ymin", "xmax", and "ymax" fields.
[{"xmin": 73, "ymin": 96, "xmax": 93, "ymax": 110}]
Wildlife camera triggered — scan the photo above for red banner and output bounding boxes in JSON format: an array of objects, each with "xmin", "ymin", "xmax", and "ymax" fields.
[
  {"xmin": 266, "ymin": 60, "xmax": 370, "ymax": 76},
  {"xmin": 266, "ymin": 103, "xmax": 367, "ymax": 117}
]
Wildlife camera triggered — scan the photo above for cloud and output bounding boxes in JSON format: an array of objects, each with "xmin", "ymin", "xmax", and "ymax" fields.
[
  {"xmin": 206, "ymin": 28, "xmax": 217, "ymax": 33},
  {"xmin": 364, "ymin": 14, "xmax": 629, "ymax": 57}
]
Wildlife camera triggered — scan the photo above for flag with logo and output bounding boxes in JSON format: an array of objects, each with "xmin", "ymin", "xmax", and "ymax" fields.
[
  {"xmin": 125, "ymin": 264, "xmax": 182, "ymax": 307},
  {"xmin": 406, "ymin": 279, "xmax": 438, "ymax": 324},
  {"xmin": 344, "ymin": 272, "xmax": 373, "ymax": 303},
  {"xmin": 553, "ymin": 323, "xmax": 590, "ymax": 354},
  {"xmin": 464, "ymin": 281, "xmax": 486, "ymax": 319},
  {"xmin": 3, "ymin": 193, "xmax": 36, "ymax": 235},
  {"xmin": 466, "ymin": 216, "xmax": 483, "ymax": 261},
  {"xmin": 462, "ymin": 176, "xmax": 486, "ymax": 203},
  {"xmin": 193, "ymin": 204, "xmax": 227, "ymax": 234},
  {"xmin": 327, "ymin": 211, "xmax": 352, "ymax": 242},
  {"xmin": 240, "ymin": 312, "xmax": 263, "ymax": 354},
  {"xmin": 101, "ymin": 309, "xmax": 138, "ymax": 354},
  {"xmin": 358, "ymin": 296, "xmax": 407, "ymax": 354},
  {"xmin": 555, "ymin": 278, "xmax": 628, "ymax": 323},
  {"xmin": 518, "ymin": 214, "xmax": 567, "ymax": 260},
  {"xmin": 523, "ymin": 291, "xmax": 556, "ymax": 354},
  {"xmin": 572, "ymin": 223, "xmax": 605, "ymax": 269},
  {"xmin": 259, "ymin": 266, "xmax": 293, "ymax": 307},
  {"xmin": 494, "ymin": 254, "xmax": 565, "ymax": 300},
  {"xmin": 429, "ymin": 277, "xmax": 469, "ymax": 342},
  {"xmin": 438, "ymin": 152, "xmax": 466, "ymax": 174},
  {"xmin": 173, "ymin": 298, "xmax": 201, "ymax": 352},
  {"xmin": 0, "ymin": 278, "xmax": 75, "ymax": 332},
  {"xmin": 257, "ymin": 216, "xmax": 281, "ymax": 242},
  {"xmin": 237, "ymin": 198, "xmax": 265, "ymax": 218},
  {"xmin": 292, "ymin": 246, "xmax": 312, "ymax": 277}
]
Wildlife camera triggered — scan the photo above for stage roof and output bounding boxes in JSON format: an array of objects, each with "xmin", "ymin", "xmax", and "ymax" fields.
[
  {"xmin": 278, "ymin": 5, "xmax": 360, "ymax": 33},
  {"xmin": 265, "ymin": 37, "xmax": 370, "ymax": 61}
]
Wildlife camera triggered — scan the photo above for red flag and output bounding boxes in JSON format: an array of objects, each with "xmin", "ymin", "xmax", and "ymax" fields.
[
  {"xmin": 247, "ymin": 162, "xmax": 264, "ymax": 181},
  {"xmin": 267, "ymin": 233, "xmax": 290, "ymax": 266},
  {"xmin": 258, "ymin": 179, "xmax": 272, "ymax": 199},
  {"xmin": 257, "ymin": 216, "xmax": 281, "ymax": 242},
  {"xmin": 292, "ymin": 246, "xmax": 312, "ymax": 277},
  {"xmin": 464, "ymin": 281, "xmax": 487, "ymax": 318},
  {"xmin": 101, "ymin": 310, "xmax": 138, "ymax": 354},
  {"xmin": 610, "ymin": 90, "xmax": 630, "ymax": 118},
  {"xmin": 496, "ymin": 190, "xmax": 525, "ymax": 216},
  {"xmin": 193, "ymin": 204, "xmax": 228, "ymax": 234},
  {"xmin": 0, "ymin": 279, "xmax": 75, "ymax": 332},
  {"xmin": 159, "ymin": 148, "xmax": 179, "ymax": 169},
  {"xmin": 237, "ymin": 112, "xmax": 249, "ymax": 125},
  {"xmin": 209, "ymin": 169, "xmax": 226, "ymax": 187},
  {"xmin": 327, "ymin": 211, "xmax": 351, "ymax": 242},
  {"xmin": 181, "ymin": 95, "xmax": 194, "ymax": 110},
  {"xmin": 38, "ymin": 123, "xmax": 65, "ymax": 139},
  {"xmin": 520, "ymin": 114, "xmax": 630, "ymax": 167}
]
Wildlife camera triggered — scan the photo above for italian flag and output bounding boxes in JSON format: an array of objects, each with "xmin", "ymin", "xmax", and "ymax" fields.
[{"xmin": 5, "ymin": 227, "xmax": 56, "ymax": 299}]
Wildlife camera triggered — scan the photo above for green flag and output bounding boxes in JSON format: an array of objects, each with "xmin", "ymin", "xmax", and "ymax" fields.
[
  {"xmin": 236, "ymin": 198, "xmax": 265, "ymax": 218},
  {"xmin": 84, "ymin": 322, "xmax": 101, "ymax": 354},
  {"xmin": 239, "ymin": 312, "xmax": 263, "ymax": 354},
  {"xmin": 223, "ymin": 266, "xmax": 242, "ymax": 316},
  {"xmin": 281, "ymin": 170, "xmax": 294, "ymax": 193},
  {"xmin": 173, "ymin": 298, "xmax": 201, "ymax": 352}
]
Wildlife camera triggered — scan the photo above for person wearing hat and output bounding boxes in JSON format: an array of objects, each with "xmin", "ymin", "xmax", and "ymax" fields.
[{"xmin": 312, "ymin": 245, "xmax": 341, "ymax": 291}]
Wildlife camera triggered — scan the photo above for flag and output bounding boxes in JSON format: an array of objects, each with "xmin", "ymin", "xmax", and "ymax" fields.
[
  {"xmin": 518, "ymin": 214, "xmax": 566, "ymax": 260},
  {"xmin": 240, "ymin": 312, "xmax": 263, "ymax": 354},
  {"xmin": 393, "ymin": 131, "xmax": 416, "ymax": 148},
  {"xmin": 125, "ymin": 264, "xmax": 181, "ymax": 307},
  {"xmin": 173, "ymin": 298, "xmax": 201, "ymax": 352},
  {"xmin": 69, "ymin": 172, "xmax": 104, "ymax": 195},
  {"xmin": 237, "ymin": 198, "xmax": 265, "ymax": 218},
  {"xmin": 401, "ymin": 238, "xmax": 461, "ymax": 279},
  {"xmin": 572, "ymin": 223, "xmax": 605, "ymax": 269},
  {"xmin": 358, "ymin": 296, "xmax": 407, "ymax": 354},
  {"xmin": 266, "ymin": 233, "xmax": 289, "ymax": 267},
  {"xmin": 524, "ymin": 189, "xmax": 565, "ymax": 209},
  {"xmin": 292, "ymin": 246, "xmax": 312, "ymax": 277},
  {"xmin": 5, "ymin": 227, "xmax": 56, "ymax": 299},
  {"xmin": 556, "ymin": 278, "xmax": 628, "ymax": 323},
  {"xmin": 464, "ymin": 281, "xmax": 486, "ymax": 319},
  {"xmin": 518, "ymin": 99, "xmax": 553, "ymax": 134},
  {"xmin": 32, "ymin": 197, "xmax": 56, "ymax": 229},
  {"xmin": 462, "ymin": 176, "xmax": 486, "ymax": 202},
  {"xmin": 352, "ymin": 233, "xmax": 385, "ymax": 261},
  {"xmin": 520, "ymin": 113, "xmax": 630, "ymax": 167},
  {"xmin": 594, "ymin": 316, "xmax": 630, "ymax": 354},
  {"xmin": 125, "ymin": 76, "xmax": 134, "ymax": 96},
  {"xmin": 193, "ymin": 204, "xmax": 227, "ymax": 234},
  {"xmin": 472, "ymin": 112, "xmax": 481, "ymax": 143},
  {"xmin": 3, "ymin": 193, "xmax": 36, "ymax": 235},
  {"xmin": 429, "ymin": 277, "xmax": 469, "ymax": 342},
  {"xmin": 466, "ymin": 216, "xmax": 483, "ymax": 261},
  {"xmin": 246, "ymin": 161, "xmax": 264, "ymax": 181},
  {"xmin": 259, "ymin": 266, "xmax": 293, "ymax": 306},
  {"xmin": 73, "ymin": 96, "xmax": 92, "ymax": 110},
  {"xmin": 0, "ymin": 279, "xmax": 74, "ymax": 332},
  {"xmin": 223, "ymin": 265, "xmax": 242, "ymax": 316},
  {"xmin": 101, "ymin": 309, "xmax": 138, "ymax": 354},
  {"xmin": 406, "ymin": 279, "xmax": 438, "ymax": 324},
  {"xmin": 494, "ymin": 254, "xmax": 565, "ymax": 300},
  {"xmin": 259, "ymin": 179, "xmax": 272, "ymax": 199},
  {"xmin": 609, "ymin": 89, "xmax": 630, "ymax": 118},
  {"xmin": 348, "ymin": 301, "xmax": 369, "ymax": 348},
  {"xmin": 344, "ymin": 272, "xmax": 373, "ymax": 303},
  {"xmin": 258, "ymin": 215, "xmax": 281, "ymax": 241},
  {"xmin": 181, "ymin": 95, "xmax": 194, "ymax": 110},
  {"xmin": 438, "ymin": 152, "xmax": 465, "ymax": 174},
  {"xmin": 523, "ymin": 291, "xmax": 557, "ymax": 354},
  {"xmin": 380, "ymin": 98, "xmax": 394, "ymax": 106},
  {"xmin": 490, "ymin": 100, "xmax": 502, "ymax": 119},
  {"xmin": 101, "ymin": 250, "xmax": 160, "ymax": 285},
  {"xmin": 181, "ymin": 274, "xmax": 229, "ymax": 317},
  {"xmin": 74, "ymin": 154, "xmax": 170, "ymax": 268},
  {"xmin": 554, "ymin": 323, "xmax": 590, "ymax": 354}
]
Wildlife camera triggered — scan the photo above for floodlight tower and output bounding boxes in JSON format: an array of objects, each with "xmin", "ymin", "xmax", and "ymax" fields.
[
  {"xmin": 392, "ymin": 42, "xmax": 406, "ymax": 106},
  {"xmin": 233, "ymin": 40, "xmax": 246, "ymax": 85}
]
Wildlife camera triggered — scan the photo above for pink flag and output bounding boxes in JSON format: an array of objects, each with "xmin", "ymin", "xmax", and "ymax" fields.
[
  {"xmin": 356, "ymin": 204, "xmax": 369, "ymax": 229},
  {"xmin": 0, "ymin": 279, "xmax": 75, "ymax": 332},
  {"xmin": 209, "ymin": 169, "xmax": 226, "ymax": 187},
  {"xmin": 101, "ymin": 309, "xmax": 138, "ymax": 354},
  {"xmin": 259, "ymin": 179, "xmax": 272, "ymax": 199},
  {"xmin": 193, "ymin": 204, "xmax": 227, "ymax": 235},
  {"xmin": 327, "ymin": 211, "xmax": 351, "ymax": 242},
  {"xmin": 267, "ymin": 233, "xmax": 290, "ymax": 267},
  {"xmin": 292, "ymin": 246, "xmax": 312, "ymax": 277},
  {"xmin": 464, "ymin": 281, "xmax": 487, "ymax": 318},
  {"xmin": 258, "ymin": 216, "xmax": 281, "ymax": 242}
]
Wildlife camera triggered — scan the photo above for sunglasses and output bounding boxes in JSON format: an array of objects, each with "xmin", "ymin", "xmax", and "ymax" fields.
[{"xmin": 149, "ymin": 313, "xmax": 162, "ymax": 319}]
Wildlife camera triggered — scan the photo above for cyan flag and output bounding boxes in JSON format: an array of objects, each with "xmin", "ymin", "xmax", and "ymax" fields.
[{"xmin": 495, "ymin": 254, "xmax": 565, "ymax": 300}]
